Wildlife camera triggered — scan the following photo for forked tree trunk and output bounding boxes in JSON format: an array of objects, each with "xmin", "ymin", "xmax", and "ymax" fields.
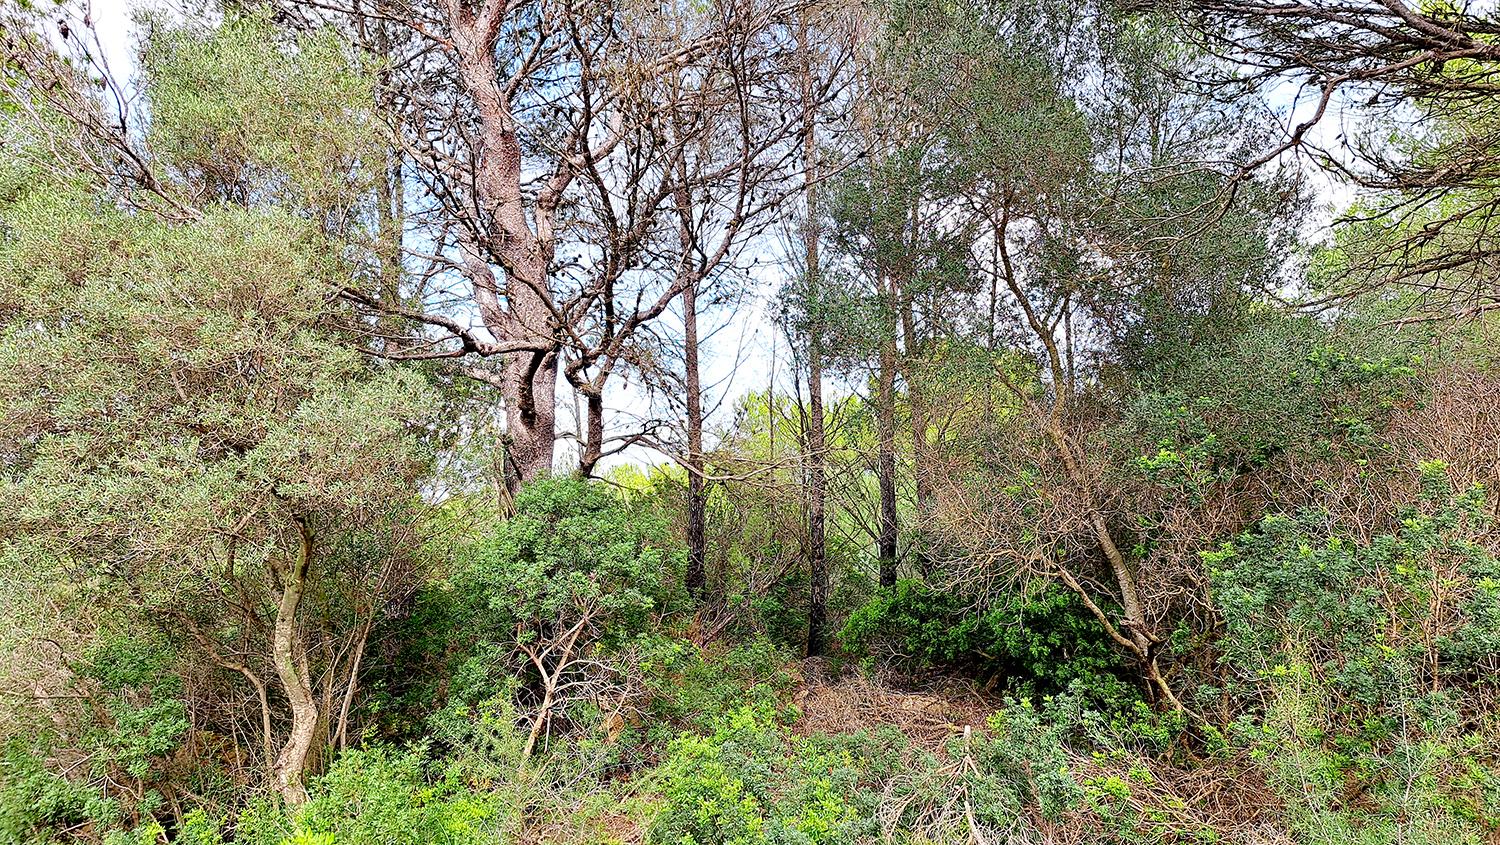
[
  {"xmin": 445, "ymin": 0, "xmax": 561, "ymax": 496},
  {"xmin": 502, "ymin": 347, "xmax": 559, "ymax": 494},
  {"xmin": 575, "ymin": 384, "xmax": 606, "ymax": 480}
]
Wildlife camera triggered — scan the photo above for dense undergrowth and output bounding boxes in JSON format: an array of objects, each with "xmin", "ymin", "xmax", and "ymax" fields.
[{"xmin": 7, "ymin": 463, "xmax": 1500, "ymax": 845}]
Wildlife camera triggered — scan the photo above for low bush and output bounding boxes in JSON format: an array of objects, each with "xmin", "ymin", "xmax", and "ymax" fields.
[
  {"xmin": 839, "ymin": 579, "xmax": 1137, "ymax": 707},
  {"xmin": 1210, "ymin": 466, "xmax": 1500, "ymax": 843},
  {"xmin": 647, "ymin": 704, "xmax": 876, "ymax": 845},
  {"xmin": 0, "ymin": 742, "xmax": 105, "ymax": 845},
  {"xmin": 234, "ymin": 746, "xmax": 499, "ymax": 845},
  {"xmin": 636, "ymin": 635, "xmax": 798, "ymax": 738}
]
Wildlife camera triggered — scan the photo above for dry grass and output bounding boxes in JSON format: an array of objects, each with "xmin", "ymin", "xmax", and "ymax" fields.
[
  {"xmin": 506, "ymin": 793, "xmax": 654, "ymax": 845},
  {"xmin": 787, "ymin": 666, "xmax": 997, "ymax": 750},
  {"xmin": 1036, "ymin": 753, "xmax": 1287, "ymax": 845}
]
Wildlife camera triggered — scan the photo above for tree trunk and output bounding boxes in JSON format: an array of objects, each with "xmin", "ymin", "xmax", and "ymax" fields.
[
  {"xmin": 806, "ymin": 333, "xmax": 827, "ymax": 657},
  {"xmin": 899, "ymin": 296, "xmax": 933, "ymax": 577},
  {"xmin": 271, "ymin": 517, "xmax": 319, "ymax": 807},
  {"xmin": 575, "ymin": 384, "xmax": 605, "ymax": 479},
  {"xmin": 333, "ymin": 618, "xmax": 372, "ymax": 752},
  {"xmin": 683, "ymin": 266, "xmax": 708, "ymax": 600},
  {"xmin": 499, "ymin": 348, "xmax": 558, "ymax": 494},
  {"xmin": 445, "ymin": 0, "xmax": 560, "ymax": 496},
  {"xmin": 876, "ymin": 272, "xmax": 898, "ymax": 589},
  {"xmin": 799, "ymin": 16, "xmax": 827, "ymax": 658}
]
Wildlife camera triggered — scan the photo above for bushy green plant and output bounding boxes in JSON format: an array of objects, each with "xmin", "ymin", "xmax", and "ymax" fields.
[
  {"xmin": 0, "ymin": 634, "xmax": 192, "ymax": 842},
  {"xmin": 969, "ymin": 697, "xmax": 1089, "ymax": 822},
  {"xmin": 647, "ymin": 705, "xmax": 875, "ymax": 845},
  {"xmin": 359, "ymin": 582, "xmax": 473, "ymax": 745},
  {"xmin": 235, "ymin": 746, "xmax": 499, "ymax": 845},
  {"xmin": 747, "ymin": 568, "xmax": 809, "ymax": 649},
  {"xmin": 1117, "ymin": 311, "xmax": 1419, "ymax": 482},
  {"xmin": 0, "ymin": 741, "xmax": 106, "ymax": 844},
  {"xmin": 440, "ymin": 478, "xmax": 686, "ymax": 757},
  {"xmin": 839, "ymin": 579, "xmax": 1136, "ymax": 707},
  {"xmin": 81, "ymin": 636, "xmax": 190, "ymax": 785},
  {"xmin": 636, "ymin": 635, "xmax": 797, "ymax": 737},
  {"xmin": 1211, "ymin": 469, "xmax": 1500, "ymax": 707},
  {"xmin": 1210, "ymin": 466, "xmax": 1500, "ymax": 843},
  {"xmin": 459, "ymin": 478, "xmax": 684, "ymax": 649},
  {"xmin": 866, "ymin": 692, "xmax": 1111, "ymax": 842}
]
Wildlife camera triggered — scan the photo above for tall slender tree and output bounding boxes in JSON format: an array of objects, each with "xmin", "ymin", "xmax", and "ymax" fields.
[{"xmin": 798, "ymin": 9, "xmax": 829, "ymax": 657}]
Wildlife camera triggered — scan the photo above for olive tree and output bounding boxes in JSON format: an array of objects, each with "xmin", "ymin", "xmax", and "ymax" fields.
[{"xmin": 0, "ymin": 13, "xmax": 442, "ymax": 806}]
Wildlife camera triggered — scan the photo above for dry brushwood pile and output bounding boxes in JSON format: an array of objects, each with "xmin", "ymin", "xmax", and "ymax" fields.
[
  {"xmin": 789, "ymin": 669, "xmax": 997, "ymax": 747},
  {"xmin": 1039, "ymin": 755, "xmax": 1287, "ymax": 845}
]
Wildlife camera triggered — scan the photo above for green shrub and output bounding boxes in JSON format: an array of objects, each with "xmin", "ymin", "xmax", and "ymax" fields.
[
  {"xmin": 1211, "ymin": 471, "xmax": 1500, "ymax": 709},
  {"xmin": 647, "ymin": 705, "xmax": 875, "ymax": 845},
  {"xmin": 0, "ymin": 628, "xmax": 198, "ymax": 844},
  {"xmin": 747, "ymin": 569, "xmax": 808, "ymax": 650},
  {"xmin": 439, "ymin": 478, "xmax": 687, "ymax": 755},
  {"xmin": 970, "ymin": 697, "xmax": 1088, "ymax": 822},
  {"xmin": 637, "ymin": 635, "xmax": 797, "ymax": 736},
  {"xmin": 463, "ymin": 478, "xmax": 684, "ymax": 639},
  {"xmin": 839, "ymin": 579, "xmax": 1136, "ymax": 707},
  {"xmin": 235, "ymin": 746, "xmax": 498, "ymax": 845},
  {"xmin": 1210, "ymin": 468, "xmax": 1500, "ymax": 844},
  {"xmin": 0, "ymin": 741, "xmax": 105, "ymax": 844}
]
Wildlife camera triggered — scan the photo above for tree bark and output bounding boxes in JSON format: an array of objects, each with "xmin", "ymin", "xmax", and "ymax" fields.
[
  {"xmin": 271, "ymin": 517, "xmax": 319, "ymax": 807},
  {"xmin": 876, "ymin": 270, "xmax": 899, "ymax": 589},
  {"xmin": 899, "ymin": 287, "xmax": 933, "ymax": 577},
  {"xmin": 576, "ymin": 385, "xmax": 606, "ymax": 479},
  {"xmin": 682, "ymin": 251, "xmax": 708, "ymax": 600},
  {"xmin": 799, "ymin": 16, "xmax": 828, "ymax": 658},
  {"xmin": 444, "ymin": 0, "xmax": 561, "ymax": 496},
  {"xmin": 806, "ymin": 331, "xmax": 827, "ymax": 657}
]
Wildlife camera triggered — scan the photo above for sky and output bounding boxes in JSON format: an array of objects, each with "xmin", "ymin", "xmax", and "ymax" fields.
[{"xmin": 70, "ymin": 0, "xmax": 139, "ymax": 76}]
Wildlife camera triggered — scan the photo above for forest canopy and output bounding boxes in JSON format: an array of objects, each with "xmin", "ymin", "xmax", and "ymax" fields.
[{"xmin": 3, "ymin": 0, "xmax": 1500, "ymax": 843}]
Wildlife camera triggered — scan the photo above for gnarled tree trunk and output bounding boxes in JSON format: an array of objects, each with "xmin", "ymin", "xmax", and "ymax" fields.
[
  {"xmin": 271, "ymin": 517, "xmax": 320, "ymax": 807},
  {"xmin": 444, "ymin": 0, "xmax": 563, "ymax": 496}
]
